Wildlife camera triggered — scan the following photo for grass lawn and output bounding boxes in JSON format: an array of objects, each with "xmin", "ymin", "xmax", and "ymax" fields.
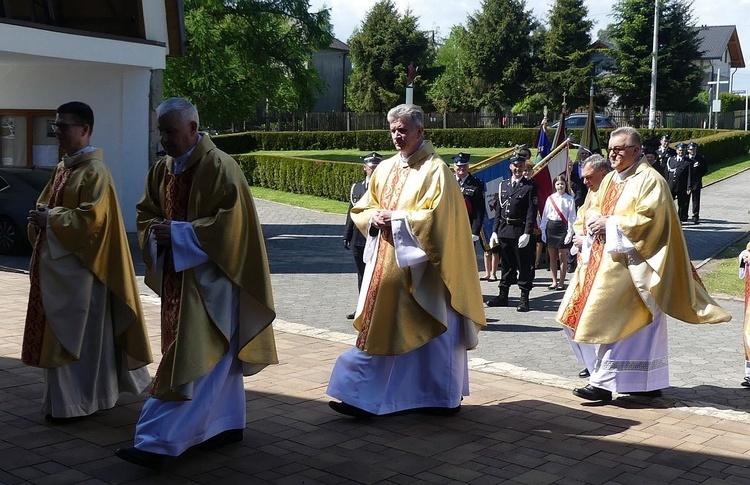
[
  {"xmin": 699, "ymin": 234, "xmax": 749, "ymax": 298},
  {"xmin": 251, "ymin": 186, "xmax": 349, "ymax": 214},
  {"xmin": 704, "ymin": 154, "xmax": 750, "ymax": 185}
]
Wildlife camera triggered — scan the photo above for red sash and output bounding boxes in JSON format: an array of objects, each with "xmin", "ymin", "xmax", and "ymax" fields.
[{"xmin": 547, "ymin": 195, "xmax": 568, "ymax": 226}]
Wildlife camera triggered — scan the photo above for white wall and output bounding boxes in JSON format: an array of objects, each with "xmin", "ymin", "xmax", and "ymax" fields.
[{"xmin": 0, "ymin": 61, "xmax": 153, "ymax": 231}]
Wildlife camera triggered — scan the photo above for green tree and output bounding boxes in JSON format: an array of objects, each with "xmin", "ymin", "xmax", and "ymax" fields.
[
  {"xmin": 427, "ymin": 26, "xmax": 475, "ymax": 112},
  {"xmin": 345, "ymin": 0, "xmax": 433, "ymax": 112},
  {"xmin": 164, "ymin": 0, "xmax": 332, "ymax": 127},
  {"xmin": 462, "ymin": 0, "xmax": 536, "ymax": 112},
  {"xmin": 605, "ymin": 0, "xmax": 702, "ymax": 111},
  {"xmin": 524, "ymin": 0, "xmax": 593, "ymax": 113}
]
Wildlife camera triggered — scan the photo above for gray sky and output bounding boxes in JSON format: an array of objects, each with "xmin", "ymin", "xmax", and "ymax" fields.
[{"xmin": 309, "ymin": 0, "xmax": 750, "ymax": 97}]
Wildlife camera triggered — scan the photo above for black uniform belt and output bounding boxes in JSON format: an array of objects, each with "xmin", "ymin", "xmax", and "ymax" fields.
[{"xmin": 502, "ymin": 217, "xmax": 524, "ymax": 225}]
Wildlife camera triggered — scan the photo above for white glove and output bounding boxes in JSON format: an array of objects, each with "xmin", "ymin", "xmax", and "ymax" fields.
[
  {"xmin": 518, "ymin": 233, "xmax": 530, "ymax": 248},
  {"xmin": 740, "ymin": 250, "xmax": 750, "ymax": 267},
  {"xmin": 564, "ymin": 231, "xmax": 573, "ymax": 245},
  {"xmin": 489, "ymin": 232, "xmax": 499, "ymax": 248},
  {"xmin": 541, "ymin": 232, "xmax": 547, "ymax": 244}
]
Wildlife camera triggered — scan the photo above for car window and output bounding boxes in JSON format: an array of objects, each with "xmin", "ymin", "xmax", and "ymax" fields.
[
  {"xmin": 14, "ymin": 170, "xmax": 52, "ymax": 192},
  {"xmin": 568, "ymin": 117, "xmax": 584, "ymax": 128}
]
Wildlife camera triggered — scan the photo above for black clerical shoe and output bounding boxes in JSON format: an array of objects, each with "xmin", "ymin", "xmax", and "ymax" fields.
[
  {"xmin": 578, "ymin": 368, "xmax": 590, "ymax": 378},
  {"xmin": 572, "ymin": 385, "xmax": 612, "ymax": 401},
  {"xmin": 742, "ymin": 377, "xmax": 750, "ymax": 388},
  {"xmin": 417, "ymin": 404, "xmax": 461, "ymax": 416},
  {"xmin": 115, "ymin": 447, "xmax": 164, "ymax": 471},
  {"xmin": 328, "ymin": 400, "xmax": 374, "ymax": 419},
  {"xmin": 346, "ymin": 312, "xmax": 355, "ymax": 320},
  {"xmin": 196, "ymin": 429, "xmax": 244, "ymax": 451},
  {"xmin": 44, "ymin": 414, "xmax": 86, "ymax": 425},
  {"xmin": 626, "ymin": 389, "xmax": 663, "ymax": 398}
]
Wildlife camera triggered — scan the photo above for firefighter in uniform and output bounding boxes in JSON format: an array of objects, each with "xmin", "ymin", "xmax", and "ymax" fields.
[
  {"xmin": 486, "ymin": 155, "xmax": 538, "ymax": 312},
  {"xmin": 654, "ymin": 134, "xmax": 675, "ymax": 178},
  {"xmin": 453, "ymin": 152, "xmax": 486, "ymax": 242},
  {"xmin": 686, "ymin": 141, "xmax": 708, "ymax": 225}
]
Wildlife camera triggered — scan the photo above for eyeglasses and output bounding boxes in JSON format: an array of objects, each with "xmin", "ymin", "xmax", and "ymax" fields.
[
  {"xmin": 51, "ymin": 122, "xmax": 83, "ymax": 133},
  {"xmin": 608, "ymin": 145, "xmax": 636, "ymax": 154}
]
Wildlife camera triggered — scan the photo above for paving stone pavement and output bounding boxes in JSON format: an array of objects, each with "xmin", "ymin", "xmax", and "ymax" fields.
[{"xmin": 2, "ymin": 168, "xmax": 750, "ymax": 484}]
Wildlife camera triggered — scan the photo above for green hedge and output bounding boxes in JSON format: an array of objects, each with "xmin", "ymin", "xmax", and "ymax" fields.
[
  {"xmin": 229, "ymin": 129, "xmax": 750, "ymax": 201},
  {"xmin": 215, "ymin": 127, "xmax": 729, "ymax": 154},
  {"xmin": 236, "ymin": 154, "xmax": 364, "ymax": 202},
  {"xmin": 674, "ymin": 130, "xmax": 750, "ymax": 164}
]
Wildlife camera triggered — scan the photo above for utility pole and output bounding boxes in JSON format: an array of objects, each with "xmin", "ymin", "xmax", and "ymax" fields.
[{"xmin": 648, "ymin": 0, "xmax": 659, "ymax": 129}]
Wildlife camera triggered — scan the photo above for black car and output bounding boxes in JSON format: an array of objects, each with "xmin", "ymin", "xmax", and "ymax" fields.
[
  {"xmin": 0, "ymin": 167, "xmax": 53, "ymax": 254},
  {"xmin": 549, "ymin": 114, "xmax": 617, "ymax": 130}
]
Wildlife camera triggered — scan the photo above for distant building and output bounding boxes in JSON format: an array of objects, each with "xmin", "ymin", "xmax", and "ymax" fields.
[
  {"xmin": 694, "ymin": 25, "xmax": 746, "ymax": 94},
  {"xmin": 311, "ymin": 38, "xmax": 351, "ymax": 112},
  {"xmin": 0, "ymin": 1, "xmax": 183, "ymax": 230},
  {"xmin": 591, "ymin": 25, "xmax": 745, "ymax": 98}
]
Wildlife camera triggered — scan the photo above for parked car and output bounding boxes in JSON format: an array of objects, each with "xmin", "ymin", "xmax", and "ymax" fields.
[
  {"xmin": 0, "ymin": 167, "xmax": 53, "ymax": 254},
  {"xmin": 549, "ymin": 114, "xmax": 617, "ymax": 130}
]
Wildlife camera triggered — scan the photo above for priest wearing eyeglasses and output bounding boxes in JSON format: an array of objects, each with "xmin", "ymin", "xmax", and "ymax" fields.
[{"xmin": 558, "ymin": 127, "xmax": 730, "ymax": 402}]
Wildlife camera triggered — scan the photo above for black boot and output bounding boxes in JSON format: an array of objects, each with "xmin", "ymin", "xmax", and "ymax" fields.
[
  {"xmin": 517, "ymin": 290, "xmax": 530, "ymax": 312},
  {"xmin": 486, "ymin": 286, "xmax": 508, "ymax": 307}
]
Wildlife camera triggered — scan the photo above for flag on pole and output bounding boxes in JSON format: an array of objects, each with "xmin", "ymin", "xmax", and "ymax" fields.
[
  {"xmin": 467, "ymin": 148, "xmax": 516, "ymax": 247},
  {"xmin": 551, "ymin": 109, "xmax": 567, "ymax": 149},
  {"xmin": 579, "ymin": 86, "xmax": 602, "ymax": 155},
  {"xmin": 532, "ymin": 142, "xmax": 570, "ymax": 213},
  {"xmin": 535, "ymin": 122, "xmax": 551, "ymax": 162}
]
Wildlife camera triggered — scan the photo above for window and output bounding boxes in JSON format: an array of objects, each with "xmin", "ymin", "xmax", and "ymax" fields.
[{"xmin": 0, "ymin": 110, "xmax": 58, "ymax": 168}]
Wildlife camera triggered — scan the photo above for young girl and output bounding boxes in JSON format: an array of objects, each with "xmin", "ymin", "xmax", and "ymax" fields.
[{"xmin": 540, "ymin": 175, "xmax": 576, "ymax": 290}]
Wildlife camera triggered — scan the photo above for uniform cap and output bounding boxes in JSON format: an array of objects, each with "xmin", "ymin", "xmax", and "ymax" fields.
[
  {"xmin": 362, "ymin": 152, "xmax": 382, "ymax": 167},
  {"xmin": 687, "ymin": 142, "xmax": 697, "ymax": 149},
  {"xmin": 452, "ymin": 152, "xmax": 471, "ymax": 166},
  {"xmin": 510, "ymin": 155, "xmax": 527, "ymax": 165},
  {"xmin": 661, "ymin": 134, "xmax": 671, "ymax": 142},
  {"xmin": 675, "ymin": 143, "xmax": 686, "ymax": 150}
]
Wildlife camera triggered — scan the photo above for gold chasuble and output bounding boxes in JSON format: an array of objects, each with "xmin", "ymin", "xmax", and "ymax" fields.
[
  {"xmin": 742, "ymin": 242, "xmax": 750, "ymax": 361},
  {"xmin": 22, "ymin": 149, "xmax": 152, "ymax": 369},
  {"xmin": 137, "ymin": 136, "xmax": 277, "ymax": 400},
  {"xmin": 350, "ymin": 141, "xmax": 486, "ymax": 356},
  {"xmin": 557, "ymin": 159, "xmax": 730, "ymax": 344}
]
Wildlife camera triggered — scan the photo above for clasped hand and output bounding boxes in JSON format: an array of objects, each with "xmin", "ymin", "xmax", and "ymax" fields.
[
  {"xmin": 586, "ymin": 214, "xmax": 608, "ymax": 237},
  {"xmin": 152, "ymin": 220, "xmax": 172, "ymax": 246},
  {"xmin": 372, "ymin": 210, "xmax": 393, "ymax": 229},
  {"xmin": 27, "ymin": 206, "xmax": 48, "ymax": 229}
]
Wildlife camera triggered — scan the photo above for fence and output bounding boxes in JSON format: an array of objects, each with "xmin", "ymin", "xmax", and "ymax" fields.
[{"xmin": 214, "ymin": 110, "xmax": 748, "ymax": 133}]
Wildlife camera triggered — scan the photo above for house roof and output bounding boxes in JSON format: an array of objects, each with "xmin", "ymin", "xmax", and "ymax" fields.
[
  {"xmin": 329, "ymin": 38, "xmax": 349, "ymax": 52},
  {"xmin": 695, "ymin": 25, "xmax": 745, "ymax": 68}
]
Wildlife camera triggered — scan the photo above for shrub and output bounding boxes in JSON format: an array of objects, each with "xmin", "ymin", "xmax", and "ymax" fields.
[{"xmin": 236, "ymin": 154, "xmax": 364, "ymax": 202}]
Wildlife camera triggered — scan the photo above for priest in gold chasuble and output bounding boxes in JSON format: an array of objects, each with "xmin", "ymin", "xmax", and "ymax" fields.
[
  {"xmin": 557, "ymin": 127, "xmax": 730, "ymax": 402},
  {"xmin": 117, "ymin": 98, "xmax": 277, "ymax": 469},
  {"xmin": 23, "ymin": 102, "xmax": 152, "ymax": 422},
  {"xmin": 739, "ymin": 243, "xmax": 750, "ymax": 388},
  {"xmin": 327, "ymin": 104, "xmax": 486, "ymax": 418}
]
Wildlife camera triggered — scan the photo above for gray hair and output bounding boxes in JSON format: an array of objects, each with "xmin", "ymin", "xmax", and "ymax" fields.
[
  {"xmin": 387, "ymin": 104, "xmax": 423, "ymax": 128},
  {"xmin": 610, "ymin": 126, "xmax": 642, "ymax": 147},
  {"xmin": 156, "ymin": 97, "xmax": 200, "ymax": 128},
  {"xmin": 582, "ymin": 154, "xmax": 611, "ymax": 173}
]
